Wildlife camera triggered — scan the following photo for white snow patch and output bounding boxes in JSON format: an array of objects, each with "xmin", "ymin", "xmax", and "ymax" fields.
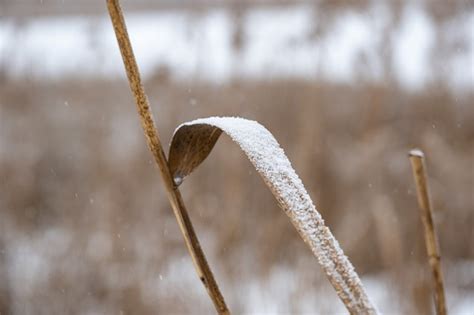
[
  {"xmin": 409, "ymin": 148, "xmax": 424, "ymax": 157},
  {"xmin": 0, "ymin": 5, "xmax": 472, "ymax": 90},
  {"xmin": 393, "ymin": 4, "xmax": 435, "ymax": 90}
]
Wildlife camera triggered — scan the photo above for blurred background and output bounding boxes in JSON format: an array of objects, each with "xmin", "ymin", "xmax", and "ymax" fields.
[{"xmin": 0, "ymin": 0, "xmax": 473, "ymax": 314}]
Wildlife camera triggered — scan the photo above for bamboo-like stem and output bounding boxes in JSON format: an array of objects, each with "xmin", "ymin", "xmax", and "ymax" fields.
[
  {"xmin": 409, "ymin": 149, "xmax": 447, "ymax": 315},
  {"xmin": 106, "ymin": 1, "xmax": 229, "ymax": 313}
]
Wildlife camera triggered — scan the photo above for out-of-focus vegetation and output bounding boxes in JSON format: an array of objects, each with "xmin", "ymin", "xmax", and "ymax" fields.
[{"xmin": 0, "ymin": 0, "xmax": 473, "ymax": 314}]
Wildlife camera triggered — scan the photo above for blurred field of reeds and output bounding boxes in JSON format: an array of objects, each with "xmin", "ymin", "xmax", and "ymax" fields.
[
  {"xmin": 1, "ymin": 0, "xmax": 473, "ymax": 314},
  {"xmin": 1, "ymin": 77, "xmax": 473, "ymax": 313}
]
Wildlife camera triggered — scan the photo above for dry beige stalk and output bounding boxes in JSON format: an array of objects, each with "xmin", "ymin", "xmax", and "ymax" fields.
[
  {"xmin": 409, "ymin": 149, "xmax": 447, "ymax": 315},
  {"xmin": 370, "ymin": 195, "xmax": 403, "ymax": 269},
  {"xmin": 169, "ymin": 117, "xmax": 378, "ymax": 314},
  {"xmin": 106, "ymin": 1, "xmax": 229, "ymax": 313}
]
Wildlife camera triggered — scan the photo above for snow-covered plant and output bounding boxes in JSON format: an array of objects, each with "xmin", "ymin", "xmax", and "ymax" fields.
[
  {"xmin": 107, "ymin": 0, "xmax": 376, "ymax": 313},
  {"xmin": 169, "ymin": 117, "xmax": 377, "ymax": 314}
]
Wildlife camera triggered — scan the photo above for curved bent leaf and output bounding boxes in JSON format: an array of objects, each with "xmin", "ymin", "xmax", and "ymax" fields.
[{"xmin": 169, "ymin": 117, "xmax": 376, "ymax": 314}]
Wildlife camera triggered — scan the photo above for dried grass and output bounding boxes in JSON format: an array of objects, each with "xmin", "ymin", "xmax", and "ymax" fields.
[{"xmin": 409, "ymin": 149, "xmax": 447, "ymax": 315}]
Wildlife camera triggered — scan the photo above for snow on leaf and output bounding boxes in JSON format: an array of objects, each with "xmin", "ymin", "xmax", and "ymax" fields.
[{"xmin": 168, "ymin": 116, "xmax": 377, "ymax": 314}]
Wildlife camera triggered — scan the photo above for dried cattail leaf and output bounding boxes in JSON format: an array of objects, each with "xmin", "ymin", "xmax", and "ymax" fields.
[
  {"xmin": 169, "ymin": 123, "xmax": 222, "ymax": 185},
  {"xmin": 168, "ymin": 117, "xmax": 377, "ymax": 314}
]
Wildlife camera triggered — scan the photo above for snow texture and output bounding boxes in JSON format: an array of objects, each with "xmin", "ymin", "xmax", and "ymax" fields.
[
  {"xmin": 169, "ymin": 117, "xmax": 377, "ymax": 314},
  {"xmin": 409, "ymin": 149, "xmax": 425, "ymax": 158}
]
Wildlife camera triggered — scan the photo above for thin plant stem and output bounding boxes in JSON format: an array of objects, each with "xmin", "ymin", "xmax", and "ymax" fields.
[
  {"xmin": 106, "ymin": 1, "xmax": 229, "ymax": 313},
  {"xmin": 409, "ymin": 149, "xmax": 447, "ymax": 315}
]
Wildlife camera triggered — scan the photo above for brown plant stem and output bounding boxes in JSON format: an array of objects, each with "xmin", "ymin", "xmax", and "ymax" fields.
[
  {"xmin": 409, "ymin": 149, "xmax": 447, "ymax": 315},
  {"xmin": 106, "ymin": 1, "xmax": 229, "ymax": 313}
]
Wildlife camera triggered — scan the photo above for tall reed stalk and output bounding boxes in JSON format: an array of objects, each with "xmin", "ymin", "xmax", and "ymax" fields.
[
  {"xmin": 409, "ymin": 149, "xmax": 447, "ymax": 315},
  {"xmin": 106, "ymin": 1, "xmax": 229, "ymax": 313}
]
